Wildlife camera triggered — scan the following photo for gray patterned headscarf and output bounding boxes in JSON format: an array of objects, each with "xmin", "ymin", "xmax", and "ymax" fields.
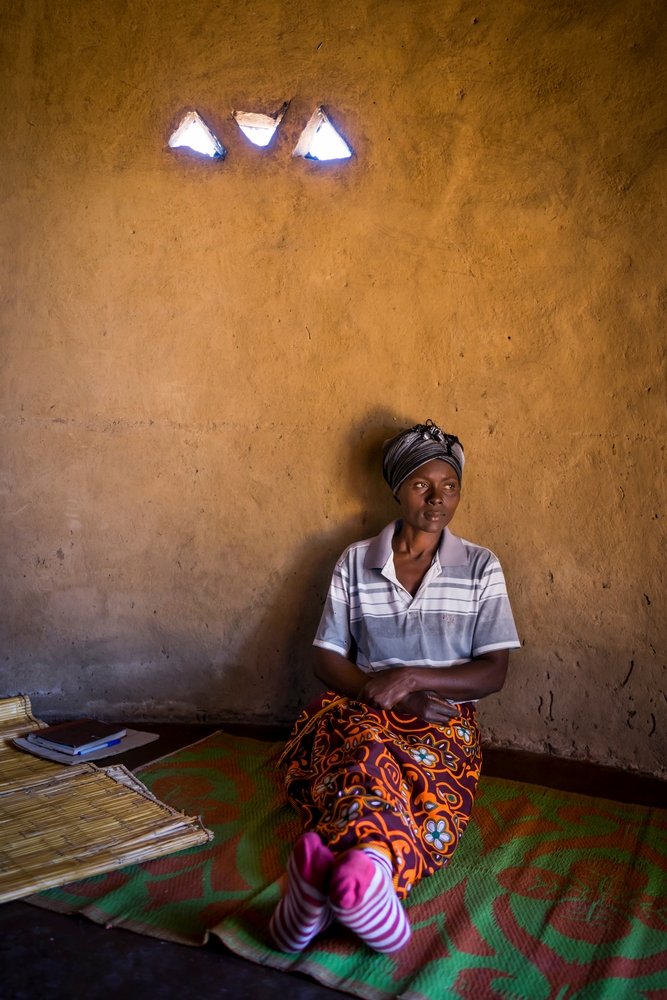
[{"xmin": 382, "ymin": 420, "xmax": 465, "ymax": 496}]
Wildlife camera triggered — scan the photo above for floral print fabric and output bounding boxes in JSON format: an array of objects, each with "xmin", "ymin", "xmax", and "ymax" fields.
[{"xmin": 280, "ymin": 691, "xmax": 482, "ymax": 900}]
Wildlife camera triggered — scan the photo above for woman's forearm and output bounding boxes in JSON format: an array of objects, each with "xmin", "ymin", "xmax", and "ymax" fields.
[
  {"xmin": 313, "ymin": 646, "xmax": 368, "ymax": 698},
  {"xmin": 314, "ymin": 646, "xmax": 509, "ymax": 709},
  {"xmin": 357, "ymin": 650, "xmax": 509, "ymax": 710},
  {"xmin": 405, "ymin": 651, "xmax": 509, "ymax": 702}
]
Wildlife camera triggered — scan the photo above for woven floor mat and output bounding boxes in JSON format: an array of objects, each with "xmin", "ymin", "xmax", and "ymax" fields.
[
  {"xmin": 25, "ymin": 728, "xmax": 667, "ymax": 999},
  {"xmin": 0, "ymin": 696, "xmax": 212, "ymax": 903}
]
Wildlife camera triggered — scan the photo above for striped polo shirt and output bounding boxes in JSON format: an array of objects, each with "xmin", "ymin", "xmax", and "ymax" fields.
[{"xmin": 314, "ymin": 519, "xmax": 520, "ymax": 674}]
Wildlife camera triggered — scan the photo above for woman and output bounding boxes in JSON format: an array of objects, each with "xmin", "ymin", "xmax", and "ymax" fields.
[{"xmin": 270, "ymin": 420, "xmax": 520, "ymax": 955}]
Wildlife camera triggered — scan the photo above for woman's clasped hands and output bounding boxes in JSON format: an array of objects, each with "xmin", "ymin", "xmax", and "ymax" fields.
[{"xmin": 357, "ymin": 667, "xmax": 458, "ymax": 724}]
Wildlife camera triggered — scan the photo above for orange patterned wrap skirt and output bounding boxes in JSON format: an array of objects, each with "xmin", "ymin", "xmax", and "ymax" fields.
[{"xmin": 280, "ymin": 691, "xmax": 482, "ymax": 900}]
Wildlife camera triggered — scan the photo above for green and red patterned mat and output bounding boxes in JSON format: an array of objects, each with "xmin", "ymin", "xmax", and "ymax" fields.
[{"xmin": 26, "ymin": 731, "xmax": 667, "ymax": 999}]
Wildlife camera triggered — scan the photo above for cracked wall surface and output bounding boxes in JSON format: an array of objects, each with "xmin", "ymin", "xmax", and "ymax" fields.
[{"xmin": 1, "ymin": 0, "xmax": 665, "ymax": 775}]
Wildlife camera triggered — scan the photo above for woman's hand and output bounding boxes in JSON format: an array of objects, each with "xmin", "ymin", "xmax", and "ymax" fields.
[
  {"xmin": 358, "ymin": 670, "xmax": 460, "ymax": 722},
  {"xmin": 314, "ymin": 646, "xmax": 509, "ymax": 713},
  {"xmin": 394, "ymin": 690, "xmax": 459, "ymax": 724},
  {"xmin": 358, "ymin": 667, "xmax": 418, "ymax": 710}
]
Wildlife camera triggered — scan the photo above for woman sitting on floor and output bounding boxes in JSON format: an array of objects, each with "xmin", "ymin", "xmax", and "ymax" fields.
[{"xmin": 270, "ymin": 420, "xmax": 520, "ymax": 955}]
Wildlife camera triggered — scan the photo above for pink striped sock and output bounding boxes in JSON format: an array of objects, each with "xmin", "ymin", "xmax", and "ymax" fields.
[
  {"xmin": 269, "ymin": 832, "xmax": 335, "ymax": 953},
  {"xmin": 329, "ymin": 847, "xmax": 411, "ymax": 954}
]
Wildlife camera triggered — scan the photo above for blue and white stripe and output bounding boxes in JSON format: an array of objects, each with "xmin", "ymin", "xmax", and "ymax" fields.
[{"xmin": 314, "ymin": 520, "xmax": 520, "ymax": 673}]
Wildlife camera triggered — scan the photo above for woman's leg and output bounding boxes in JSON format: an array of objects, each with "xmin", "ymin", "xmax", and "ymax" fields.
[
  {"xmin": 269, "ymin": 831, "xmax": 335, "ymax": 952},
  {"xmin": 279, "ymin": 693, "xmax": 482, "ymax": 952},
  {"xmin": 329, "ymin": 846, "xmax": 411, "ymax": 953},
  {"xmin": 285, "ymin": 696, "xmax": 481, "ymax": 894}
]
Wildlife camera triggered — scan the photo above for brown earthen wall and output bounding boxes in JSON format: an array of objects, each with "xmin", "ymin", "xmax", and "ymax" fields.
[{"xmin": 1, "ymin": 0, "xmax": 665, "ymax": 775}]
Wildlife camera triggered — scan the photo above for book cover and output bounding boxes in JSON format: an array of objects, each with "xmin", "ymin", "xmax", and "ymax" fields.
[{"xmin": 26, "ymin": 719, "xmax": 127, "ymax": 753}]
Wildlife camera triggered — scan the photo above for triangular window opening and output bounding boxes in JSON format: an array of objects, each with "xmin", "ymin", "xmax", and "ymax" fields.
[
  {"xmin": 169, "ymin": 111, "xmax": 225, "ymax": 159},
  {"xmin": 233, "ymin": 102, "xmax": 288, "ymax": 148},
  {"xmin": 293, "ymin": 108, "xmax": 352, "ymax": 162}
]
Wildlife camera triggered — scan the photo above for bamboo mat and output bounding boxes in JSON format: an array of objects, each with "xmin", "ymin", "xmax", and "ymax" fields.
[
  {"xmin": 0, "ymin": 696, "xmax": 213, "ymax": 904},
  {"xmin": 0, "ymin": 693, "xmax": 47, "ymax": 741}
]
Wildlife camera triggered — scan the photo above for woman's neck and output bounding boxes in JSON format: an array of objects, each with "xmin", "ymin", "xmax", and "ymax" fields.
[{"xmin": 392, "ymin": 521, "xmax": 443, "ymax": 561}]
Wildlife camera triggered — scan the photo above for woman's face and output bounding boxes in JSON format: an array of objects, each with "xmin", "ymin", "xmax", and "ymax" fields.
[{"xmin": 396, "ymin": 458, "xmax": 461, "ymax": 534}]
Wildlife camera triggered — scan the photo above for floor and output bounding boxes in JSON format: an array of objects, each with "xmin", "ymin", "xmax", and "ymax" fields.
[{"xmin": 2, "ymin": 724, "xmax": 665, "ymax": 1000}]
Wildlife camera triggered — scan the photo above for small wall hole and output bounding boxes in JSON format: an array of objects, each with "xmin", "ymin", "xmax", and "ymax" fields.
[
  {"xmin": 169, "ymin": 111, "xmax": 226, "ymax": 159},
  {"xmin": 233, "ymin": 102, "xmax": 288, "ymax": 148},
  {"xmin": 293, "ymin": 107, "xmax": 352, "ymax": 161}
]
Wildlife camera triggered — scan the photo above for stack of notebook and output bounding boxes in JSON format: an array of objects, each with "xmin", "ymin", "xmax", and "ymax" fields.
[
  {"xmin": 14, "ymin": 718, "xmax": 160, "ymax": 764},
  {"xmin": 25, "ymin": 720, "xmax": 128, "ymax": 756}
]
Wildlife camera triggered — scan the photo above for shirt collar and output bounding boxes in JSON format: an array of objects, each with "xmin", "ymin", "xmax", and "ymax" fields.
[{"xmin": 363, "ymin": 519, "xmax": 468, "ymax": 570}]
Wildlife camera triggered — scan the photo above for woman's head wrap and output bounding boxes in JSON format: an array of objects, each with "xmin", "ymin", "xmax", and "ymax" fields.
[{"xmin": 382, "ymin": 420, "xmax": 465, "ymax": 496}]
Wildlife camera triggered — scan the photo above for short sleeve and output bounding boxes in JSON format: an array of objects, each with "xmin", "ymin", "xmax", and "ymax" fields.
[
  {"xmin": 471, "ymin": 557, "xmax": 521, "ymax": 656},
  {"xmin": 313, "ymin": 555, "xmax": 352, "ymax": 656}
]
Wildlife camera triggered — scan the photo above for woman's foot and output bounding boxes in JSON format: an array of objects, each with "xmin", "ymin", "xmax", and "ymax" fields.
[
  {"xmin": 269, "ymin": 832, "xmax": 335, "ymax": 952},
  {"xmin": 329, "ymin": 848, "xmax": 411, "ymax": 953}
]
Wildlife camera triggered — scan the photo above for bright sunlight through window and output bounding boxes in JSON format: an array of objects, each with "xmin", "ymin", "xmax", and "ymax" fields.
[
  {"xmin": 293, "ymin": 108, "xmax": 352, "ymax": 161},
  {"xmin": 169, "ymin": 111, "xmax": 225, "ymax": 159},
  {"xmin": 233, "ymin": 103, "xmax": 288, "ymax": 148}
]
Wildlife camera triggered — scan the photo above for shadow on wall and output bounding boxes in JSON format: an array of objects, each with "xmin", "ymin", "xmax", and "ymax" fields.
[{"xmin": 215, "ymin": 408, "xmax": 405, "ymax": 723}]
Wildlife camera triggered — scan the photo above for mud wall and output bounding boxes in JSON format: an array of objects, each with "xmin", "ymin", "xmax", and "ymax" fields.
[{"xmin": 2, "ymin": 0, "xmax": 665, "ymax": 775}]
